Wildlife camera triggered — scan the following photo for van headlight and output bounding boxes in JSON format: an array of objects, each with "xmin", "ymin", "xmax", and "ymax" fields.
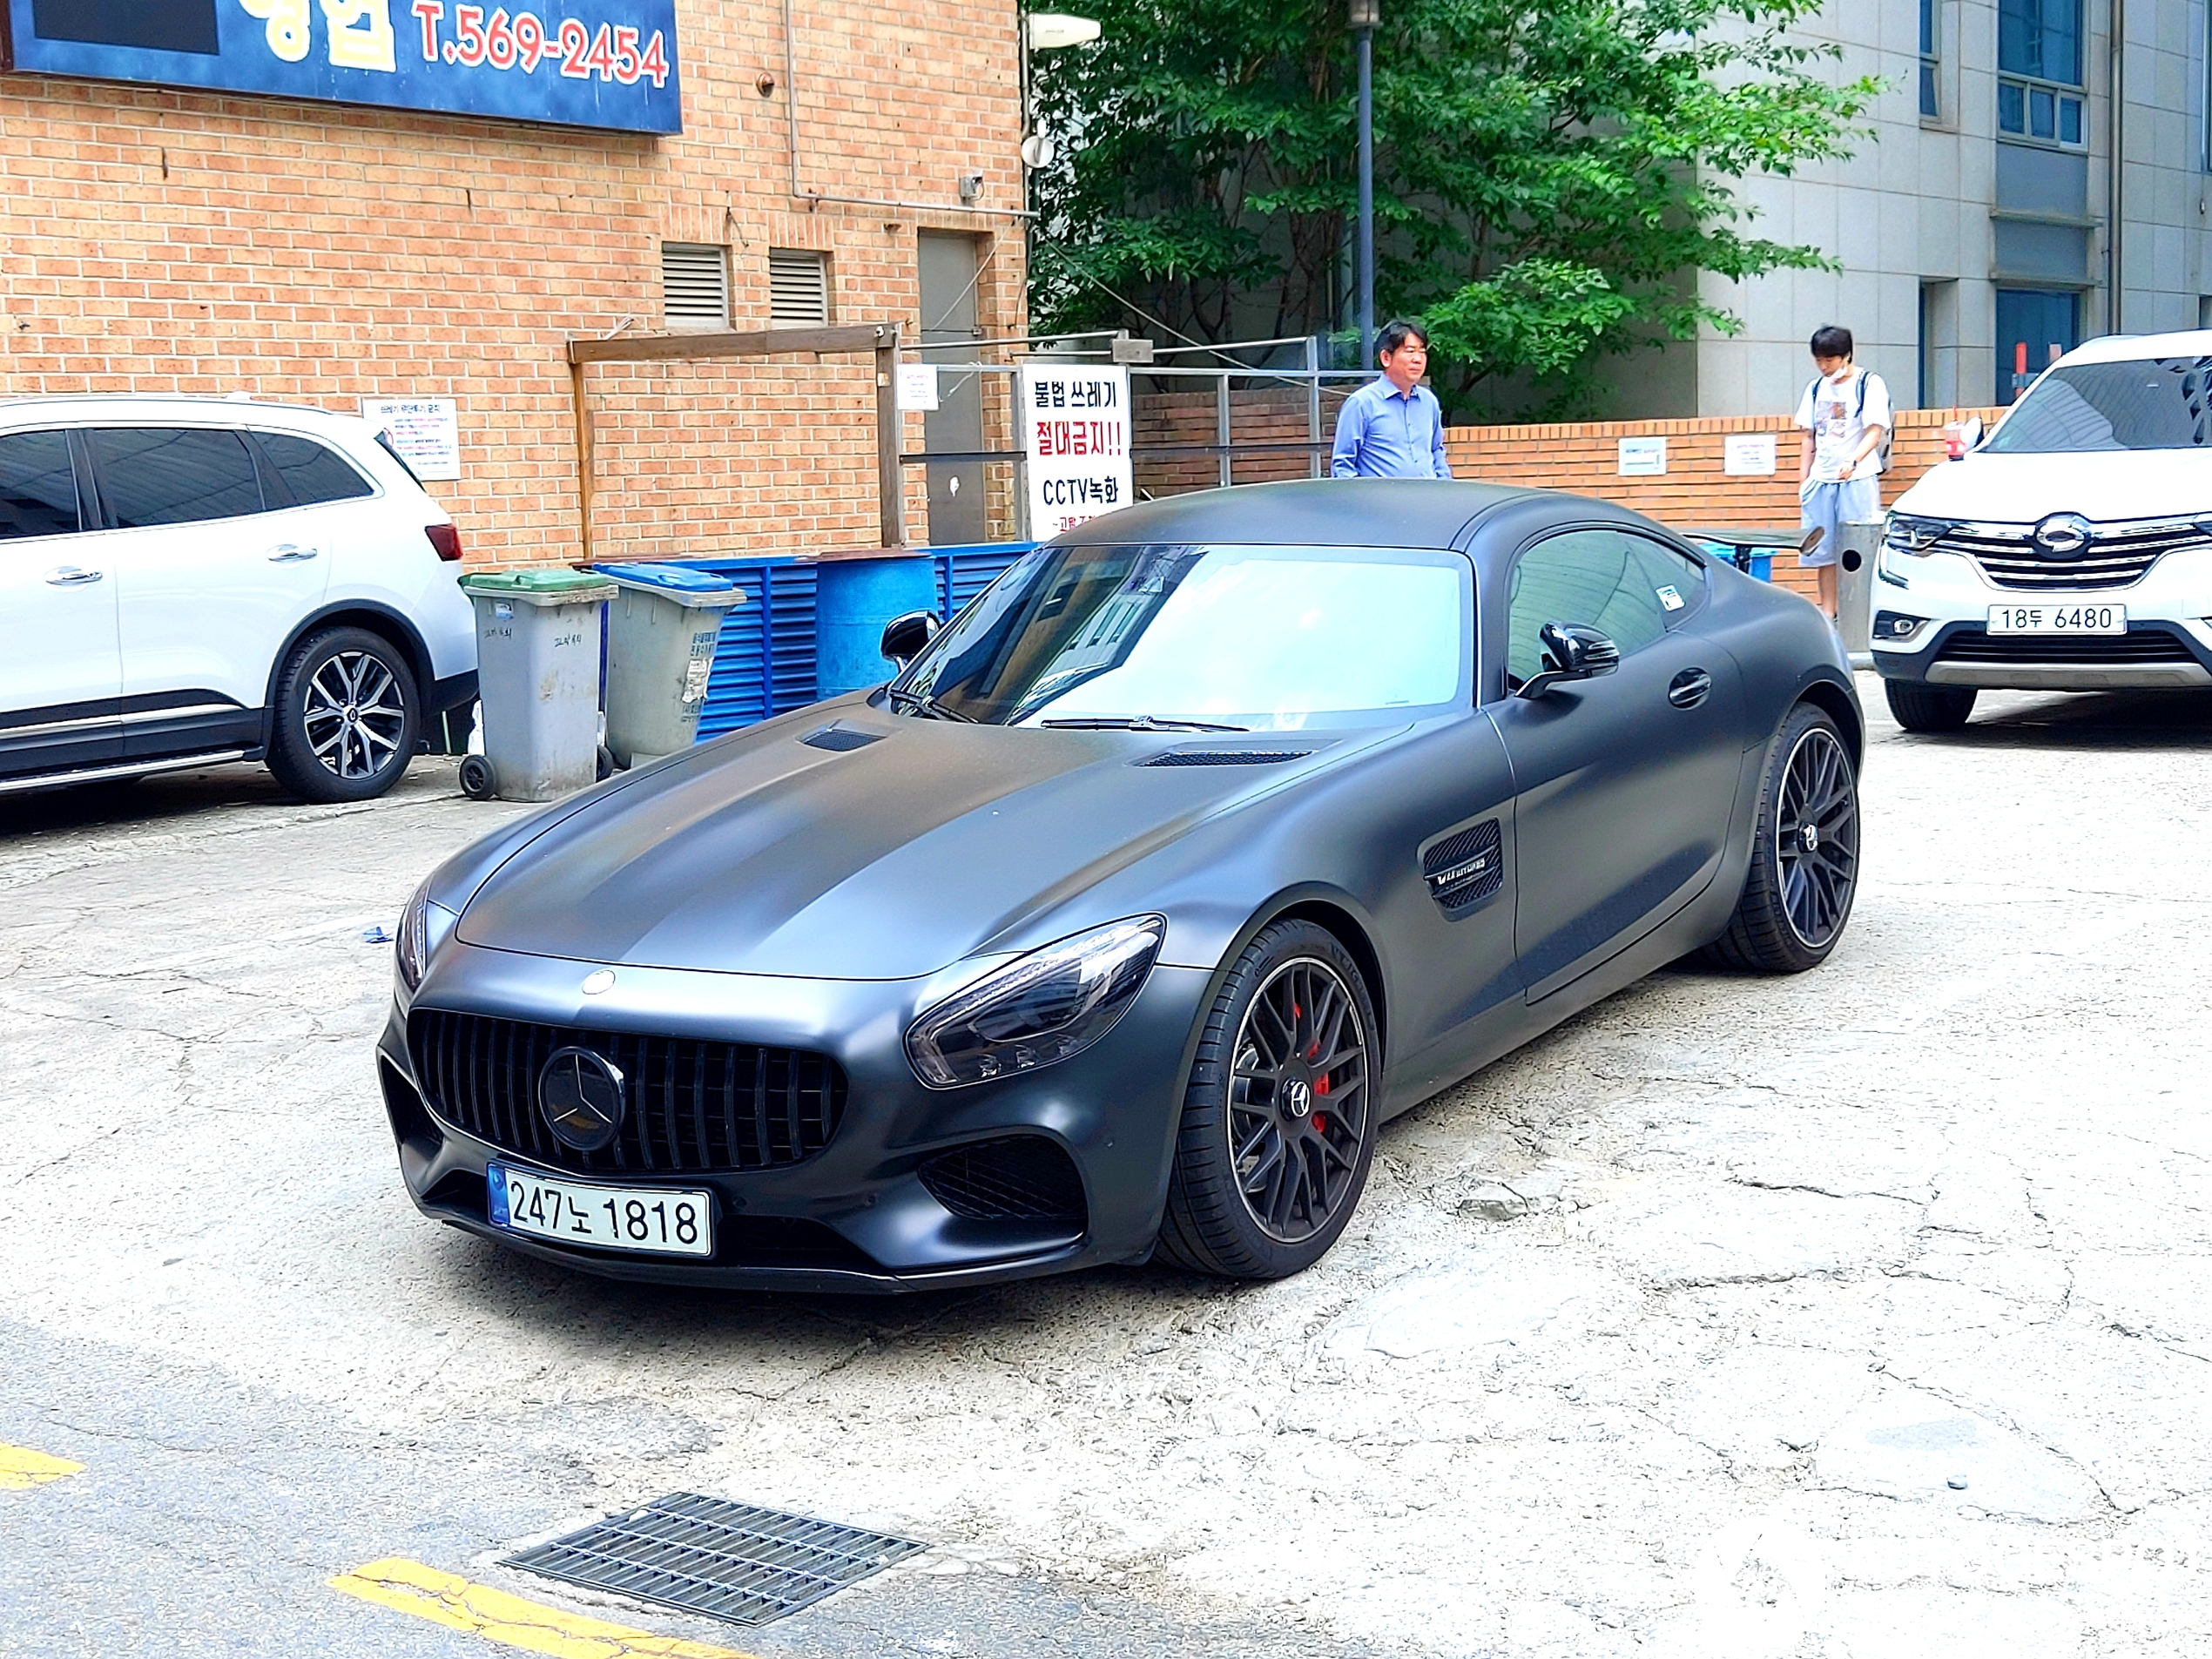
[
  {"xmin": 906, "ymin": 916, "xmax": 1165, "ymax": 1089},
  {"xmin": 395, "ymin": 878, "xmax": 461, "ymax": 993}
]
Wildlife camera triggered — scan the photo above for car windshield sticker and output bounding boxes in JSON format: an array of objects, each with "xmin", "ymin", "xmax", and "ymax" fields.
[{"xmin": 1656, "ymin": 585, "xmax": 1684, "ymax": 611}]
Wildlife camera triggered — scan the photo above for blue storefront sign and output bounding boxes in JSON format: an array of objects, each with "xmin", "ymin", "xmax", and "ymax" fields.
[{"xmin": 3, "ymin": 0, "xmax": 681, "ymax": 133}]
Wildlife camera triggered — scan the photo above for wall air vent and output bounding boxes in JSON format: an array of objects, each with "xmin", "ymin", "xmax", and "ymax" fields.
[
  {"xmin": 661, "ymin": 242, "xmax": 730, "ymax": 327},
  {"xmin": 768, "ymin": 247, "xmax": 831, "ymax": 325},
  {"xmin": 1137, "ymin": 750, "xmax": 1312, "ymax": 768},
  {"xmin": 1422, "ymin": 818, "xmax": 1503, "ymax": 914}
]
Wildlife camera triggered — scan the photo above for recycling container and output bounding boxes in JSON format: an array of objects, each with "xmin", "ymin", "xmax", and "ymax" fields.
[
  {"xmin": 456, "ymin": 569, "xmax": 617, "ymax": 802},
  {"xmin": 813, "ymin": 551, "xmax": 938, "ymax": 698},
  {"xmin": 592, "ymin": 563, "xmax": 745, "ymax": 767},
  {"xmin": 1836, "ymin": 517, "xmax": 1883, "ymax": 667}
]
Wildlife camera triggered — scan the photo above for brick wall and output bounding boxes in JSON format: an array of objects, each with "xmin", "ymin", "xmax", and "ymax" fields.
[
  {"xmin": 0, "ymin": 1, "xmax": 1025, "ymax": 565},
  {"xmin": 1444, "ymin": 408, "xmax": 2003, "ymax": 600}
]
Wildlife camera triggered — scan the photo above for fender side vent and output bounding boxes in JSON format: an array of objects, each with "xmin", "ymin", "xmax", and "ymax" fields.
[
  {"xmin": 1423, "ymin": 818, "xmax": 1504, "ymax": 914},
  {"xmin": 1138, "ymin": 749, "xmax": 1311, "ymax": 767},
  {"xmin": 801, "ymin": 725, "xmax": 882, "ymax": 752},
  {"xmin": 918, "ymin": 1136, "xmax": 1087, "ymax": 1224}
]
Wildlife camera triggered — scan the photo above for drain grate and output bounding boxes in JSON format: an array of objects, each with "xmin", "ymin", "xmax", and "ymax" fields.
[{"xmin": 505, "ymin": 1493, "xmax": 926, "ymax": 1628}]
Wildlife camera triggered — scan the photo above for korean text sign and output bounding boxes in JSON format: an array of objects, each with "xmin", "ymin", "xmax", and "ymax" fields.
[
  {"xmin": 1018, "ymin": 365, "xmax": 1133, "ymax": 537},
  {"xmin": 3, "ymin": 0, "xmax": 681, "ymax": 133}
]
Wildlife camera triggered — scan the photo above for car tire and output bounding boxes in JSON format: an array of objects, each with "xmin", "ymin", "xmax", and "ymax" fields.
[
  {"xmin": 266, "ymin": 626, "xmax": 421, "ymax": 804},
  {"xmin": 1884, "ymin": 678, "xmax": 1976, "ymax": 732},
  {"xmin": 1700, "ymin": 702, "xmax": 1860, "ymax": 974},
  {"xmin": 1156, "ymin": 919, "xmax": 1379, "ymax": 1280}
]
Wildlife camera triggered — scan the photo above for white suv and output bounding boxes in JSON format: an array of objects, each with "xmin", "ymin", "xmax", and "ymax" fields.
[
  {"xmin": 0, "ymin": 396, "xmax": 476, "ymax": 801},
  {"xmin": 1875, "ymin": 330, "xmax": 2212, "ymax": 730}
]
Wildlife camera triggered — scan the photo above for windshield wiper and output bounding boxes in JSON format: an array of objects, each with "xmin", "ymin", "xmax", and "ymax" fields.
[
  {"xmin": 1038, "ymin": 715, "xmax": 1250, "ymax": 732},
  {"xmin": 886, "ymin": 686, "xmax": 974, "ymax": 723}
]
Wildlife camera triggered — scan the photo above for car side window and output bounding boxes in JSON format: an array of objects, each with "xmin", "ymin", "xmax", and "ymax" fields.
[
  {"xmin": 256, "ymin": 432, "xmax": 374, "ymax": 507},
  {"xmin": 1505, "ymin": 529, "xmax": 1671, "ymax": 685},
  {"xmin": 1621, "ymin": 534, "xmax": 1708, "ymax": 624},
  {"xmin": 87, "ymin": 428, "xmax": 265, "ymax": 529},
  {"xmin": 0, "ymin": 430, "xmax": 83, "ymax": 539}
]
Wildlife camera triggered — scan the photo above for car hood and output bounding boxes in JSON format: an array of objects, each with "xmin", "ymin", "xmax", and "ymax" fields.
[
  {"xmin": 455, "ymin": 711, "xmax": 1352, "ymax": 980},
  {"xmin": 1895, "ymin": 449, "xmax": 2212, "ymax": 523}
]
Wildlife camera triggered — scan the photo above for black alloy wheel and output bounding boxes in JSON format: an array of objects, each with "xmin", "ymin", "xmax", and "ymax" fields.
[
  {"xmin": 1701, "ymin": 702, "xmax": 1860, "ymax": 974},
  {"xmin": 266, "ymin": 625, "xmax": 421, "ymax": 803},
  {"xmin": 1156, "ymin": 919, "xmax": 1379, "ymax": 1279}
]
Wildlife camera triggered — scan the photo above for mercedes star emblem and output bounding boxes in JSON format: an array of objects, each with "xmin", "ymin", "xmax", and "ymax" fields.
[
  {"xmin": 2031, "ymin": 512, "xmax": 2094, "ymax": 559},
  {"xmin": 538, "ymin": 1047, "xmax": 626, "ymax": 1152}
]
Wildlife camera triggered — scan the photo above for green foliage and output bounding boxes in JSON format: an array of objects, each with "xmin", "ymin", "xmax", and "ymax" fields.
[{"xmin": 1028, "ymin": 0, "xmax": 1880, "ymax": 417}]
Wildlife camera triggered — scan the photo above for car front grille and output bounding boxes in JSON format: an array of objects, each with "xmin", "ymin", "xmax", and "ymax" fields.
[
  {"xmin": 1905, "ymin": 517, "xmax": 2209, "ymax": 590},
  {"xmin": 1933, "ymin": 626, "xmax": 2200, "ymax": 666},
  {"xmin": 408, "ymin": 1009, "xmax": 846, "ymax": 1177}
]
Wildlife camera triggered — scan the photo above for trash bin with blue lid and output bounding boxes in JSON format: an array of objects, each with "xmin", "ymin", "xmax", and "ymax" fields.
[
  {"xmin": 457, "ymin": 568, "xmax": 617, "ymax": 802},
  {"xmin": 591, "ymin": 563, "xmax": 745, "ymax": 768}
]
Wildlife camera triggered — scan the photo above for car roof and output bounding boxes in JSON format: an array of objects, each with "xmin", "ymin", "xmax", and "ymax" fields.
[
  {"xmin": 0, "ymin": 393, "xmax": 377, "ymax": 435},
  {"xmin": 1054, "ymin": 478, "xmax": 1642, "ymax": 553},
  {"xmin": 2057, "ymin": 330, "xmax": 2212, "ymax": 367}
]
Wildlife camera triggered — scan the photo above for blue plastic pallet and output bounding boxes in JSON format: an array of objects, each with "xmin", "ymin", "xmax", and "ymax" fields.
[{"xmin": 675, "ymin": 543, "xmax": 1034, "ymax": 741}]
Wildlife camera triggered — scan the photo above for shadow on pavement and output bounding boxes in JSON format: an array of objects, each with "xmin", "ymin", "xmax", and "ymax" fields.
[{"xmin": 1889, "ymin": 687, "xmax": 2212, "ymax": 751}]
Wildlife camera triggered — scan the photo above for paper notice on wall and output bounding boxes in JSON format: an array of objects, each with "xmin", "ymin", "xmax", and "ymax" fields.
[
  {"xmin": 895, "ymin": 363, "xmax": 940, "ymax": 411},
  {"xmin": 360, "ymin": 397, "xmax": 461, "ymax": 481},
  {"xmin": 1723, "ymin": 433, "xmax": 1778, "ymax": 476},
  {"xmin": 1616, "ymin": 436, "xmax": 1667, "ymax": 477},
  {"xmin": 1018, "ymin": 365, "xmax": 1133, "ymax": 536}
]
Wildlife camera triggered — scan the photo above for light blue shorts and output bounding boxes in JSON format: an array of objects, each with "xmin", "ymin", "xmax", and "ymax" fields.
[{"xmin": 1798, "ymin": 477, "xmax": 1881, "ymax": 567}]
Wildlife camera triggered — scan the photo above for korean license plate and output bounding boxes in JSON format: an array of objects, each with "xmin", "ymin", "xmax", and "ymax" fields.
[
  {"xmin": 1986, "ymin": 603, "xmax": 2126, "ymax": 635},
  {"xmin": 487, "ymin": 1162, "xmax": 713, "ymax": 1258}
]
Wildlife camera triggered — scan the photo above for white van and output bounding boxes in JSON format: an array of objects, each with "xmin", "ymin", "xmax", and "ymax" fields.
[{"xmin": 1873, "ymin": 330, "xmax": 2212, "ymax": 730}]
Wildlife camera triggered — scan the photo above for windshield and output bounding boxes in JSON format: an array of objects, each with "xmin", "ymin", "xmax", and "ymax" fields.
[
  {"xmin": 890, "ymin": 542, "xmax": 1473, "ymax": 730},
  {"xmin": 1984, "ymin": 356, "xmax": 2212, "ymax": 453}
]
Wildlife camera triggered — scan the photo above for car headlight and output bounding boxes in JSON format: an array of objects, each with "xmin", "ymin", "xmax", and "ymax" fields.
[
  {"xmin": 395, "ymin": 878, "xmax": 460, "ymax": 994},
  {"xmin": 905, "ymin": 915, "xmax": 1165, "ymax": 1089}
]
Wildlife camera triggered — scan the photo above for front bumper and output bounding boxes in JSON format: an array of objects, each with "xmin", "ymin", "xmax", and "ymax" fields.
[
  {"xmin": 1869, "ymin": 545, "xmax": 2212, "ymax": 690},
  {"xmin": 377, "ymin": 941, "xmax": 1213, "ymax": 1292}
]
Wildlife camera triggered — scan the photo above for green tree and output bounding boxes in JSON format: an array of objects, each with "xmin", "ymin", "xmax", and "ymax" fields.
[{"xmin": 1028, "ymin": 0, "xmax": 1879, "ymax": 417}]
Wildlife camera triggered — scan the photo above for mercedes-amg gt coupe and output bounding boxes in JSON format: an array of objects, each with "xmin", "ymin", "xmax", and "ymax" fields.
[{"xmin": 377, "ymin": 481, "xmax": 1862, "ymax": 1291}]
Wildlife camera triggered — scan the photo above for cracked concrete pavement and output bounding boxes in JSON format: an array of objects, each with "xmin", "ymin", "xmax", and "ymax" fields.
[{"xmin": 3, "ymin": 676, "xmax": 2211, "ymax": 1656}]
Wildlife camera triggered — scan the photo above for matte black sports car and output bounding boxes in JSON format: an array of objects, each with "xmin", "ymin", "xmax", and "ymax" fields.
[{"xmin": 378, "ymin": 481, "xmax": 1862, "ymax": 1291}]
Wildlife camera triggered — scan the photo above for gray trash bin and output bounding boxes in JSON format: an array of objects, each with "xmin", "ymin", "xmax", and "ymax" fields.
[
  {"xmin": 456, "ymin": 569, "xmax": 617, "ymax": 802},
  {"xmin": 1837, "ymin": 517, "xmax": 1883, "ymax": 669},
  {"xmin": 592, "ymin": 563, "xmax": 745, "ymax": 768}
]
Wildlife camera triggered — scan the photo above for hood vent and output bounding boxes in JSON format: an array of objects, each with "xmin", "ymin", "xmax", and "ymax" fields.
[
  {"xmin": 1139, "ymin": 749, "xmax": 1311, "ymax": 768},
  {"xmin": 1423, "ymin": 818, "xmax": 1504, "ymax": 914},
  {"xmin": 801, "ymin": 725, "xmax": 882, "ymax": 752}
]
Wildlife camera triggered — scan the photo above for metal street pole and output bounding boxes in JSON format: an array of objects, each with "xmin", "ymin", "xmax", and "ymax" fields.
[{"xmin": 1352, "ymin": 0, "xmax": 1377, "ymax": 367}]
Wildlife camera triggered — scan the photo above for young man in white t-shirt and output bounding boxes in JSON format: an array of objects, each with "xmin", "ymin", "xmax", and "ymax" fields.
[{"xmin": 1794, "ymin": 324, "xmax": 1892, "ymax": 620}]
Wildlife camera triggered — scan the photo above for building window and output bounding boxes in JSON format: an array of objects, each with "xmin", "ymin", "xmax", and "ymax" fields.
[
  {"xmin": 768, "ymin": 248, "xmax": 832, "ymax": 326},
  {"xmin": 1998, "ymin": 0, "xmax": 2084, "ymax": 147},
  {"xmin": 1995, "ymin": 287, "xmax": 2080, "ymax": 405},
  {"xmin": 661, "ymin": 243, "xmax": 731, "ymax": 327},
  {"xmin": 1919, "ymin": 0, "xmax": 1940, "ymax": 119}
]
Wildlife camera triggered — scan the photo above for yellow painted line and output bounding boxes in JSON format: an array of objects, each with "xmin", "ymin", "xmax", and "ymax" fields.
[
  {"xmin": 328, "ymin": 1557, "xmax": 755, "ymax": 1659},
  {"xmin": 0, "ymin": 1443, "xmax": 84, "ymax": 1490}
]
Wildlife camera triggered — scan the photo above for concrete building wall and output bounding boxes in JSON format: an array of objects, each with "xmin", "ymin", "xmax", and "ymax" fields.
[
  {"xmin": 1641, "ymin": 0, "xmax": 2212, "ymax": 419},
  {"xmin": 0, "ymin": 1, "xmax": 1028, "ymax": 564}
]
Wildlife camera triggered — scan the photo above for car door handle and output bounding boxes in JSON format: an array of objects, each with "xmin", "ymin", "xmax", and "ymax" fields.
[
  {"xmin": 44, "ymin": 565, "xmax": 105, "ymax": 586},
  {"xmin": 265, "ymin": 543, "xmax": 320, "ymax": 563},
  {"xmin": 1668, "ymin": 668, "xmax": 1712, "ymax": 709}
]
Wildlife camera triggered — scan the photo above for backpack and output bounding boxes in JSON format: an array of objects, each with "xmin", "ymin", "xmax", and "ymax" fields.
[{"xmin": 1805, "ymin": 370, "xmax": 1892, "ymax": 469}]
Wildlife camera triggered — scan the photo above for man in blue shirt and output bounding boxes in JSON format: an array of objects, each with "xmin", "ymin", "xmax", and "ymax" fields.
[{"xmin": 1331, "ymin": 319, "xmax": 1453, "ymax": 479}]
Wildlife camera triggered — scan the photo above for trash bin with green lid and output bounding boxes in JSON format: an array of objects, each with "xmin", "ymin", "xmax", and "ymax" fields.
[
  {"xmin": 456, "ymin": 569, "xmax": 617, "ymax": 802},
  {"xmin": 591, "ymin": 563, "xmax": 745, "ymax": 768}
]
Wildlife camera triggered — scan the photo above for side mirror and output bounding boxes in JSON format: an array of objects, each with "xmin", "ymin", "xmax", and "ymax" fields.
[
  {"xmin": 1799, "ymin": 525, "xmax": 1825, "ymax": 560},
  {"xmin": 1515, "ymin": 621, "xmax": 1621, "ymax": 699},
  {"xmin": 880, "ymin": 609, "xmax": 940, "ymax": 667}
]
